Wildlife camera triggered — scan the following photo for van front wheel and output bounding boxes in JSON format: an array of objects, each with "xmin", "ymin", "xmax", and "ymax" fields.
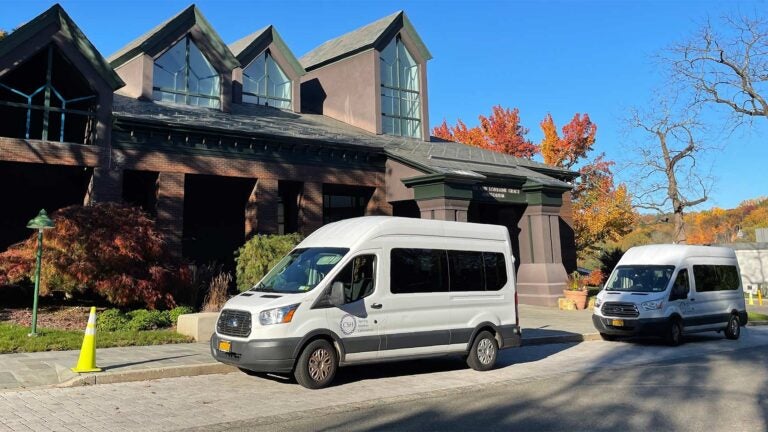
[
  {"xmin": 725, "ymin": 314, "xmax": 741, "ymax": 340},
  {"xmin": 667, "ymin": 319, "xmax": 683, "ymax": 346},
  {"xmin": 294, "ymin": 339, "xmax": 338, "ymax": 389},
  {"xmin": 467, "ymin": 331, "xmax": 498, "ymax": 371}
]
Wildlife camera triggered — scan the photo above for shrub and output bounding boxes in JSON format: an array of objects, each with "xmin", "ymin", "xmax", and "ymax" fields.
[
  {"xmin": 168, "ymin": 306, "xmax": 195, "ymax": 325},
  {"xmin": 584, "ymin": 269, "xmax": 605, "ymax": 287},
  {"xmin": 0, "ymin": 203, "xmax": 190, "ymax": 309},
  {"xmin": 235, "ymin": 233, "xmax": 303, "ymax": 292},
  {"xmin": 598, "ymin": 247, "xmax": 624, "ymax": 277},
  {"xmin": 126, "ymin": 309, "xmax": 172, "ymax": 331},
  {"xmin": 202, "ymin": 272, "xmax": 231, "ymax": 312},
  {"xmin": 97, "ymin": 309, "xmax": 130, "ymax": 332}
]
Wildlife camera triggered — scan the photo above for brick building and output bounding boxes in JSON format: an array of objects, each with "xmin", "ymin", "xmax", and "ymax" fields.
[{"xmin": 0, "ymin": 5, "xmax": 578, "ymax": 306}]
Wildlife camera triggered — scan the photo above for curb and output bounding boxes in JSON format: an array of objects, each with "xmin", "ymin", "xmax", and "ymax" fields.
[
  {"xmin": 56, "ymin": 363, "xmax": 236, "ymax": 388},
  {"xmin": 748, "ymin": 321, "xmax": 768, "ymax": 326},
  {"xmin": 522, "ymin": 333, "xmax": 601, "ymax": 346}
]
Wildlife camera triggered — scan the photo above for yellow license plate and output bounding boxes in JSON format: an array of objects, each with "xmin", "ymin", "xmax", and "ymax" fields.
[
  {"xmin": 611, "ymin": 319, "xmax": 624, "ymax": 327},
  {"xmin": 218, "ymin": 340, "xmax": 231, "ymax": 353}
]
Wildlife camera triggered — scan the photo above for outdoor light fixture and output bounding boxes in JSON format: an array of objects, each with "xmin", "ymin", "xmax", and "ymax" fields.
[{"xmin": 26, "ymin": 209, "xmax": 55, "ymax": 337}]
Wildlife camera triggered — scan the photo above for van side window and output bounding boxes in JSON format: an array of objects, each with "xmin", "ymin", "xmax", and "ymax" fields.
[
  {"xmin": 693, "ymin": 265, "xmax": 740, "ymax": 292},
  {"xmin": 448, "ymin": 251, "xmax": 484, "ymax": 292},
  {"xmin": 483, "ymin": 253, "xmax": 508, "ymax": 291},
  {"xmin": 670, "ymin": 269, "xmax": 689, "ymax": 301},
  {"xmin": 331, "ymin": 255, "xmax": 376, "ymax": 303},
  {"xmin": 391, "ymin": 249, "xmax": 449, "ymax": 294}
]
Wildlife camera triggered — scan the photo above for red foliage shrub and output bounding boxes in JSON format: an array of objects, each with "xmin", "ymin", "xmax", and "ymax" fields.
[
  {"xmin": 584, "ymin": 269, "xmax": 605, "ymax": 287},
  {"xmin": 0, "ymin": 203, "xmax": 189, "ymax": 309}
]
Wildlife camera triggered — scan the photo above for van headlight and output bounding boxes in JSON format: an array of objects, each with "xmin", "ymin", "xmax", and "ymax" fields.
[
  {"xmin": 259, "ymin": 304, "xmax": 300, "ymax": 325},
  {"xmin": 641, "ymin": 300, "xmax": 664, "ymax": 310},
  {"xmin": 594, "ymin": 298, "xmax": 602, "ymax": 308}
]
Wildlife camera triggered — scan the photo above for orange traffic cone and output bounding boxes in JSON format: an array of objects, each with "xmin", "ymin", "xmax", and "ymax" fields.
[{"xmin": 71, "ymin": 306, "xmax": 101, "ymax": 373}]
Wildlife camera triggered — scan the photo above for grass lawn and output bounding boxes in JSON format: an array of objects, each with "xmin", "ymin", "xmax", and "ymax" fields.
[
  {"xmin": 748, "ymin": 311, "xmax": 768, "ymax": 322},
  {"xmin": 0, "ymin": 323, "xmax": 193, "ymax": 353}
]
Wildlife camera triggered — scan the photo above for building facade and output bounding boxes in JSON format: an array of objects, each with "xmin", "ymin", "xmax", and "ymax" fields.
[{"xmin": 0, "ymin": 5, "xmax": 578, "ymax": 306}]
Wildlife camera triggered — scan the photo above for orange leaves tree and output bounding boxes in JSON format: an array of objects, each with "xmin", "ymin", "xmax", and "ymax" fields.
[
  {"xmin": 540, "ymin": 113, "xmax": 597, "ymax": 169},
  {"xmin": 433, "ymin": 105, "xmax": 537, "ymax": 158},
  {"xmin": 0, "ymin": 203, "xmax": 188, "ymax": 309}
]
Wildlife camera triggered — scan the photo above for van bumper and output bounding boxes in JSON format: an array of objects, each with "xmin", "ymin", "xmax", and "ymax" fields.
[
  {"xmin": 210, "ymin": 333, "xmax": 298, "ymax": 373},
  {"xmin": 592, "ymin": 315, "xmax": 670, "ymax": 337}
]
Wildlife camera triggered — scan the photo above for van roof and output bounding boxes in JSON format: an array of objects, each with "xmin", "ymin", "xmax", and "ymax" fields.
[
  {"xmin": 619, "ymin": 244, "xmax": 736, "ymax": 267},
  {"xmin": 297, "ymin": 216, "xmax": 510, "ymax": 249}
]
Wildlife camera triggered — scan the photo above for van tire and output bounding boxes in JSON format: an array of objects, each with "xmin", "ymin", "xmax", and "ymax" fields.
[
  {"xmin": 667, "ymin": 319, "xmax": 683, "ymax": 346},
  {"xmin": 725, "ymin": 314, "xmax": 741, "ymax": 340},
  {"xmin": 467, "ymin": 331, "xmax": 498, "ymax": 371},
  {"xmin": 294, "ymin": 339, "xmax": 337, "ymax": 389}
]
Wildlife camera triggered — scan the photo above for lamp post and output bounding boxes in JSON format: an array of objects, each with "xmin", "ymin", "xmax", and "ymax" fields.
[{"xmin": 26, "ymin": 209, "xmax": 55, "ymax": 337}]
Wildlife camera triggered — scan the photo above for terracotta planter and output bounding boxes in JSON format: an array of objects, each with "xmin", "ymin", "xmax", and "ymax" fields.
[{"xmin": 563, "ymin": 289, "xmax": 588, "ymax": 310}]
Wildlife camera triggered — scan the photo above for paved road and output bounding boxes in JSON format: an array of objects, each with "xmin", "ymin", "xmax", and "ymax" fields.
[{"xmin": 2, "ymin": 328, "xmax": 768, "ymax": 431}]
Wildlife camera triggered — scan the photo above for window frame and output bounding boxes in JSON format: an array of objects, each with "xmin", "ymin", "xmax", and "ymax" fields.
[
  {"xmin": 152, "ymin": 35, "xmax": 221, "ymax": 108},
  {"xmin": 379, "ymin": 35, "xmax": 422, "ymax": 139},
  {"xmin": 329, "ymin": 254, "xmax": 378, "ymax": 304},
  {"xmin": 241, "ymin": 49, "xmax": 292, "ymax": 110}
]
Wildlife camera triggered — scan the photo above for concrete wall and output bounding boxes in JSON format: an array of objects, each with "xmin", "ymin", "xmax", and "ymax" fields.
[{"xmin": 734, "ymin": 247, "xmax": 768, "ymax": 293}]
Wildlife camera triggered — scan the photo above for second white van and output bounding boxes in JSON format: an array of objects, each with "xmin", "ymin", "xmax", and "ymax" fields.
[
  {"xmin": 210, "ymin": 216, "xmax": 521, "ymax": 389},
  {"xmin": 593, "ymin": 244, "xmax": 747, "ymax": 345}
]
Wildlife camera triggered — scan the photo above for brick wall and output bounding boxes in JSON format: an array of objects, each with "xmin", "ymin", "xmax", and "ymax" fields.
[{"xmin": 156, "ymin": 172, "xmax": 185, "ymax": 257}]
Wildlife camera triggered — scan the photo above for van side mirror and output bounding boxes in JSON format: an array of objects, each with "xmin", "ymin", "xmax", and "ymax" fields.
[{"xmin": 329, "ymin": 281, "xmax": 345, "ymax": 306}]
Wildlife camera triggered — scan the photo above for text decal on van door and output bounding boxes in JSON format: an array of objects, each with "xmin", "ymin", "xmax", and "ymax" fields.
[{"xmin": 340, "ymin": 314, "xmax": 357, "ymax": 335}]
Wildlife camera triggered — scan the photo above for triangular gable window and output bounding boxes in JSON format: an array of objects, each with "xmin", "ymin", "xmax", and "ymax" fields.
[
  {"xmin": 153, "ymin": 36, "xmax": 220, "ymax": 108},
  {"xmin": 380, "ymin": 36, "xmax": 421, "ymax": 139},
  {"xmin": 242, "ymin": 50, "xmax": 291, "ymax": 110}
]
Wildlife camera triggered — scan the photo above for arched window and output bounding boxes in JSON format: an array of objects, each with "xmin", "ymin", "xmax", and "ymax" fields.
[
  {"xmin": 0, "ymin": 44, "xmax": 97, "ymax": 144},
  {"xmin": 242, "ymin": 51, "xmax": 291, "ymax": 109},
  {"xmin": 153, "ymin": 36, "xmax": 220, "ymax": 108},
  {"xmin": 380, "ymin": 36, "xmax": 421, "ymax": 139}
]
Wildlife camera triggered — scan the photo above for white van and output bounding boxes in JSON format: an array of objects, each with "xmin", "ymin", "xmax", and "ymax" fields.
[
  {"xmin": 210, "ymin": 216, "xmax": 521, "ymax": 389},
  {"xmin": 593, "ymin": 244, "xmax": 748, "ymax": 345}
]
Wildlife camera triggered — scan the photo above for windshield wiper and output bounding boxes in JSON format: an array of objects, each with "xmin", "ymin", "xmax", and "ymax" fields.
[{"xmin": 250, "ymin": 283, "xmax": 274, "ymax": 292}]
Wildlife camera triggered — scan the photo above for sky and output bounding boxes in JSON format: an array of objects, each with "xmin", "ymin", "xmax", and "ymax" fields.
[{"xmin": 1, "ymin": 0, "xmax": 767, "ymax": 211}]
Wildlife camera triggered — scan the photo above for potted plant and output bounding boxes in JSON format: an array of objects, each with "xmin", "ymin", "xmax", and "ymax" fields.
[{"xmin": 563, "ymin": 271, "xmax": 588, "ymax": 310}]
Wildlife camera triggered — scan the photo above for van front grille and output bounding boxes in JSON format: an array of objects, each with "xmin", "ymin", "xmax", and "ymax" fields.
[
  {"xmin": 601, "ymin": 302, "xmax": 639, "ymax": 318},
  {"xmin": 217, "ymin": 309, "xmax": 252, "ymax": 337}
]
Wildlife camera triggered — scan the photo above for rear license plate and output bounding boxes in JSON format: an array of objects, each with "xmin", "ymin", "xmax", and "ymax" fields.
[
  {"xmin": 218, "ymin": 340, "xmax": 231, "ymax": 353},
  {"xmin": 611, "ymin": 319, "xmax": 624, "ymax": 327}
]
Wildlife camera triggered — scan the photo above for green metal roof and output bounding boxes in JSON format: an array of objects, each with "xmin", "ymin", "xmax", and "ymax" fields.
[
  {"xmin": 108, "ymin": 4, "xmax": 239, "ymax": 70},
  {"xmin": 229, "ymin": 25, "xmax": 305, "ymax": 77},
  {"xmin": 0, "ymin": 4, "xmax": 124, "ymax": 90},
  {"xmin": 300, "ymin": 11, "xmax": 432, "ymax": 71}
]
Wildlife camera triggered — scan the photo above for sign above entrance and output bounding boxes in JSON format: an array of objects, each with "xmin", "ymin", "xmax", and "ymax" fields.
[{"xmin": 473, "ymin": 185, "xmax": 524, "ymax": 203}]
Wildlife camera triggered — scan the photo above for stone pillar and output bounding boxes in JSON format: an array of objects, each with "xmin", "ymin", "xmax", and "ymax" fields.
[
  {"xmin": 245, "ymin": 178, "xmax": 278, "ymax": 238},
  {"xmin": 416, "ymin": 198, "xmax": 470, "ymax": 222},
  {"xmin": 156, "ymin": 172, "xmax": 185, "ymax": 257},
  {"xmin": 515, "ymin": 204, "xmax": 568, "ymax": 306},
  {"xmin": 365, "ymin": 186, "xmax": 393, "ymax": 216},
  {"xmin": 299, "ymin": 181, "xmax": 323, "ymax": 235},
  {"xmin": 85, "ymin": 168, "xmax": 123, "ymax": 205}
]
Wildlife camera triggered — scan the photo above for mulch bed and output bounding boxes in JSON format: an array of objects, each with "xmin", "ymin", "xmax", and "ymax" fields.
[{"xmin": 0, "ymin": 306, "xmax": 93, "ymax": 331}]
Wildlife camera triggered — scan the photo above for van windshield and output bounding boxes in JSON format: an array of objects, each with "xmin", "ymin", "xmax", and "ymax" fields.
[
  {"xmin": 604, "ymin": 265, "xmax": 676, "ymax": 293},
  {"xmin": 252, "ymin": 248, "xmax": 349, "ymax": 294}
]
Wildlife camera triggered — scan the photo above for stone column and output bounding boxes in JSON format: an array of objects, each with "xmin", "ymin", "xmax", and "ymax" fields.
[
  {"xmin": 245, "ymin": 178, "xmax": 278, "ymax": 238},
  {"xmin": 299, "ymin": 181, "xmax": 323, "ymax": 235},
  {"xmin": 416, "ymin": 198, "xmax": 470, "ymax": 222},
  {"xmin": 515, "ymin": 204, "xmax": 568, "ymax": 306},
  {"xmin": 156, "ymin": 172, "xmax": 185, "ymax": 257},
  {"xmin": 365, "ymin": 186, "xmax": 393, "ymax": 216},
  {"xmin": 85, "ymin": 168, "xmax": 123, "ymax": 204}
]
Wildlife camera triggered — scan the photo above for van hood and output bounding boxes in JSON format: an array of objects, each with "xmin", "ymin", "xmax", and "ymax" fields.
[
  {"xmin": 222, "ymin": 291, "xmax": 309, "ymax": 311},
  {"xmin": 598, "ymin": 290, "xmax": 666, "ymax": 304}
]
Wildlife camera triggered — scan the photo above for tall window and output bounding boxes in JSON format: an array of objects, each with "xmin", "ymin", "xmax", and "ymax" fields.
[
  {"xmin": 380, "ymin": 36, "xmax": 421, "ymax": 139},
  {"xmin": 0, "ymin": 45, "xmax": 96, "ymax": 144},
  {"xmin": 153, "ymin": 36, "xmax": 220, "ymax": 109},
  {"xmin": 242, "ymin": 51, "xmax": 291, "ymax": 109},
  {"xmin": 322, "ymin": 185, "xmax": 373, "ymax": 224}
]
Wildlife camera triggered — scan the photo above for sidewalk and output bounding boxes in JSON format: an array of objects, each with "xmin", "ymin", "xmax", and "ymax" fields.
[{"xmin": 0, "ymin": 305, "xmax": 599, "ymax": 391}]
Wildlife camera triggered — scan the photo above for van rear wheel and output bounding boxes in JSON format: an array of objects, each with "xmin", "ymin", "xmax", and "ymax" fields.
[
  {"xmin": 725, "ymin": 314, "xmax": 741, "ymax": 340},
  {"xmin": 294, "ymin": 339, "xmax": 337, "ymax": 389},
  {"xmin": 467, "ymin": 331, "xmax": 498, "ymax": 371}
]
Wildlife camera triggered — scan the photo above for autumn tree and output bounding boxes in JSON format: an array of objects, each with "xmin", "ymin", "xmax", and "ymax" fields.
[
  {"xmin": 627, "ymin": 100, "xmax": 711, "ymax": 244},
  {"xmin": 432, "ymin": 105, "xmax": 537, "ymax": 157},
  {"xmin": 670, "ymin": 13, "xmax": 768, "ymax": 121},
  {"xmin": 0, "ymin": 30, "xmax": 7, "ymax": 40},
  {"xmin": 540, "ymin": 113, "xmax": 597, "ymax": 169}
]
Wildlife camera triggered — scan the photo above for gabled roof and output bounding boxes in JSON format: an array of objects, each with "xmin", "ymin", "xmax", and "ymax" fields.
[
  {"xmin": 229, "ymin": 25, "xmax": 304, "ymax": 77},
  {"xmin": 108, "ymin": 4, "xmax": 239, "ymax": 70},
  {"xmin": 0, "ymin": 4, "xmax": 124, "ymax": 90},
  {"xmin": 300, "ymin": 11, "xmax": 432, "ymax": 71}
]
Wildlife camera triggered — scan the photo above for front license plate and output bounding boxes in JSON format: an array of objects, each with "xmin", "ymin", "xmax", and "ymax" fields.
[
  {"xmin": 218, "ymin": 340, "xmax": 231, "ymax": 353},
  {"xmin": 611, "ymin": 319, "xmax": 624, "ymax": 327}
]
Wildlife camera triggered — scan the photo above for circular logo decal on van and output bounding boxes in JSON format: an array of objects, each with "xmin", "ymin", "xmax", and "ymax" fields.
[{"xmin": 340, "ymin": 314, "xmax": 357, "ymax": 335}]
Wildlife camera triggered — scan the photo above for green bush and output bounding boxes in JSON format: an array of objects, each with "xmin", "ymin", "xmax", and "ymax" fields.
[
  {"xmin": 126, "ymin": 309, "xmax": 172, "ymax": 331},
  {"xmin": 235, "ymin": 233, "xmax": 303, "ymax": 292},
  {"xmin": 97, "ymin": 308, "xmax": 130, "ymax": 332},
  {"xmin": 168, "ymin": 306, "xmax": 196, "ymax": 324}
]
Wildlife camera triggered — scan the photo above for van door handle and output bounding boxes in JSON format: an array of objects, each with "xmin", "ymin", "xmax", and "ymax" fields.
[{"xmin": 371, "ymin": 303, "xmax": 383, "ymax": 309}]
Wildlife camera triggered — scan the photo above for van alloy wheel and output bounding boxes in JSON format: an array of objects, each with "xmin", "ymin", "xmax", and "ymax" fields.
[
  {"xmin": 294, "ymin": 339, "xmax": 338, "ymax": 389},
  {"xmin": 477, "ymin": 339, "xmax": 495, "ymax": 365},
  {"xmin": 308, "ymin": 348, "xmax": 333, "ymax": 381},
  {"xmin": 725, "ymin": 314, "xmax": 740, "ymax": 340},
  {"xmin": 667, "ymin": 319, "xmax": 683, "ymax": 346},
  {"xmin": 467, "ymin": 331, "xmax": 498, "ymax": 371}
]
